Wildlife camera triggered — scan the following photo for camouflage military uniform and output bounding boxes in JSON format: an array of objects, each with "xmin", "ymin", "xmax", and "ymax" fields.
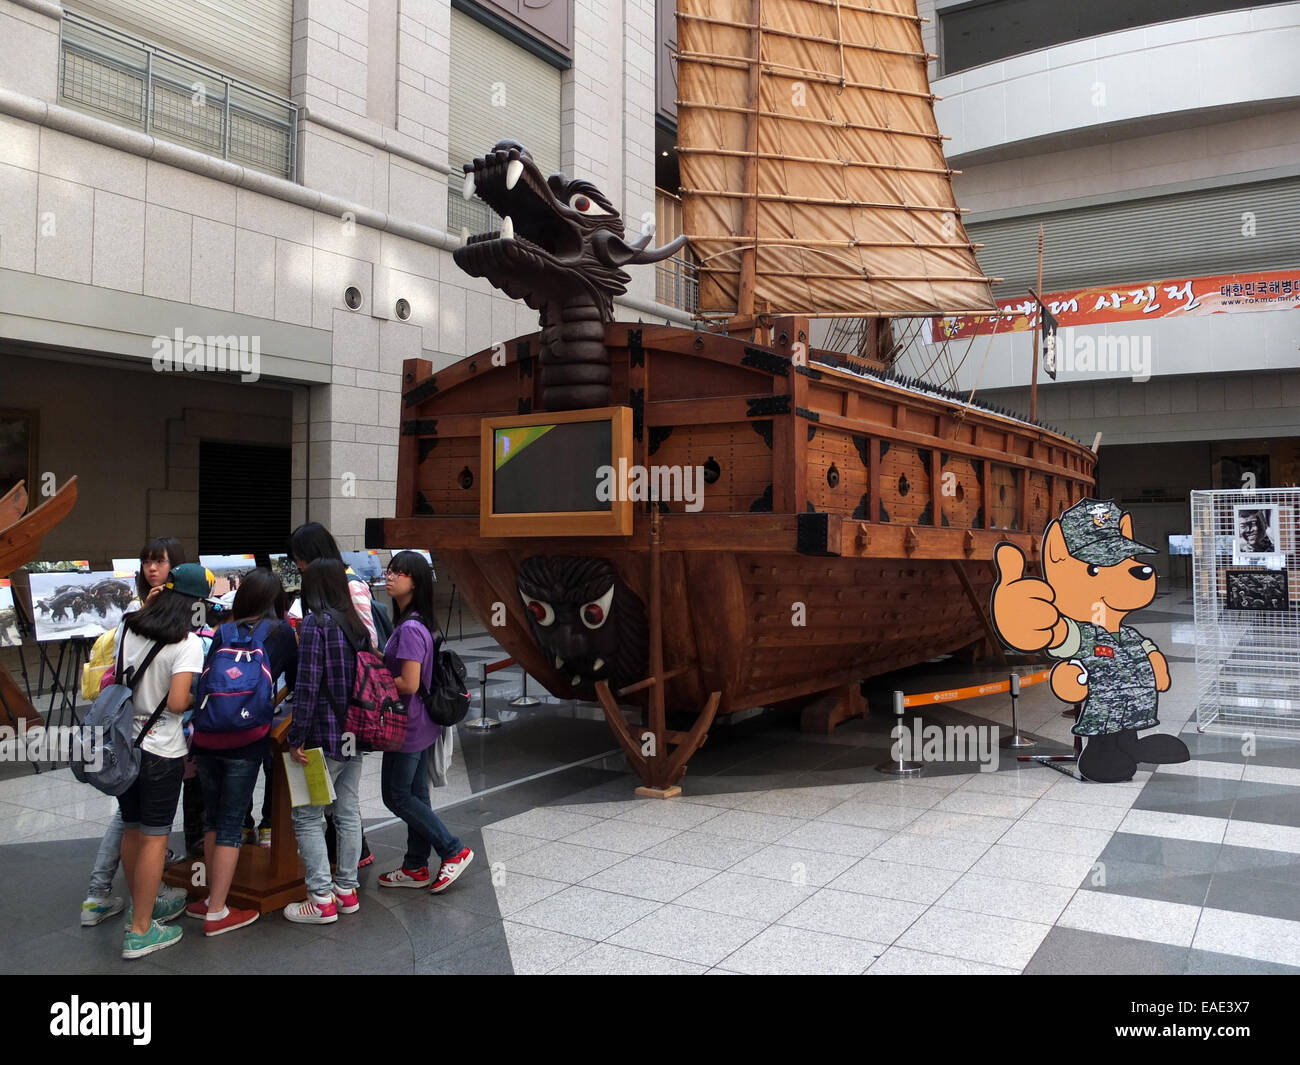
[
  {"xmin": 1046, "ymin": 499, "xmax": 1162, "ymax": 738},
  {"xmin": 1048, "ymin": 617, "xmax": 1160, "ymax": 737}
]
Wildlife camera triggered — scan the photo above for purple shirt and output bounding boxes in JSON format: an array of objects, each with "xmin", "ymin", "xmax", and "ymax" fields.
[{"xmin": 384, "ymin": 617, "xmax": 440, "ymax": 753}]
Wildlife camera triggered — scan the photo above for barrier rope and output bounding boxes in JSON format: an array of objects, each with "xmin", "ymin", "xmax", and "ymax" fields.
[{"xmin": 899, "ymin": 668, "xmax": 1051, "ymax": 708}]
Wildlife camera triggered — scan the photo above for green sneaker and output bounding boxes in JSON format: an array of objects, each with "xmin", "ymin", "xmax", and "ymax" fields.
[
  {"xmin": 124, "ymin": 885, "xmax": 188, "ymax": 926},
  {"xmin": 81, "ymin": 896, "xmax": 125, "ymax": 927},
  {"xmin": 122, "ymin": 919, "xmax": 182, "ymax": 960}
]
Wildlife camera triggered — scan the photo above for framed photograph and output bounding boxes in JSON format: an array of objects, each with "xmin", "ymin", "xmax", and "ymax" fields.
[
  {"xmin": 199, "ymin": 553, "xmax": 258, "ymax": 600},
  {"xmin": 1225, "ymin": 568, "xmax": 1289, "ymax": 612},
  {"xmin": 23, "ymin": 560, "xmax": 90, "ymax": 573},
  {"xmin": 28, "ymin": 570, "xmax": 135, "ymax": 641},
  {"xmin": 0, "ymin": 408, "xmax": 37, "ymax": 499},
  {"xmin": 0, "ymin": 579, "xmax": 20, "ymax": 647},
  {"xmin": 342, "ymin": 549, "xmax": 386, "ymax": 582},
  {"xmin": 268, "ymin": 553, "xmax": 300, "ymax": 594},
  {"xmin": 1232, "ymin": 504, "xmax": 1285, "ymax": 564}
]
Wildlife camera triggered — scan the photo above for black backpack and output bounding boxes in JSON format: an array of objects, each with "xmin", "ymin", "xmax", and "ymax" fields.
[{"xmin": 422, "ymin": 635, "xmax": 471, "ymax": 727}]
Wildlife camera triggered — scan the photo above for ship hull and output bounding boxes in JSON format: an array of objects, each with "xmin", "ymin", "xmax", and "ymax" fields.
[{"xmin": 375, "ymin": 318, "xmax": 1095, "ymax": 779}]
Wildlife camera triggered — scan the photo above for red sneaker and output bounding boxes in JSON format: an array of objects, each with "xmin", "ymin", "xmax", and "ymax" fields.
[
  {"xmin": 378, "ymin": 866, "xmax": 430, "ymax": 888},
  {"xmin": 430, "ymin": 848, "xmax": 474, "ymax": 894},
  {"xmin": 334, "ymin": 888, "xmax": 360, "ymax": 914},
  {"xmin": 185, "ymin": 899, "xmax": 208, "ymax": 920},
  {"xmin": 204, "ymin": 907, "xmax": 259, "ymax": 937}
]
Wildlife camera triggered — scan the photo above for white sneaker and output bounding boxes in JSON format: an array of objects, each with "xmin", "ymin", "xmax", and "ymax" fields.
[
  {"xmin": 81, "ymin": 896, "xmax": 125, "ymax": 927},
  {"xmin": 283, "ymin": 894, "xmax": 339, "ymax": 924}
]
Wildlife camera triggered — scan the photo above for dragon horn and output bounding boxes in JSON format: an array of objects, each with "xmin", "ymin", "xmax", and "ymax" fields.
[{"xmin": 592, "ymin": 230, "xmax": 688, "ymax": 267}]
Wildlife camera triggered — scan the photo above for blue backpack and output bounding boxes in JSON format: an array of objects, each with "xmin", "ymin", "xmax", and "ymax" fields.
[{"xmin": 194, "ymin": 621, "xmax": 276, "ymax": 733}]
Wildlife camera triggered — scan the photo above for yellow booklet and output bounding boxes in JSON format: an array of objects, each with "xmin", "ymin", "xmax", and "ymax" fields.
[{"xmin": 281, "ymin": 748, "xmax": 338, "ymax": 807}]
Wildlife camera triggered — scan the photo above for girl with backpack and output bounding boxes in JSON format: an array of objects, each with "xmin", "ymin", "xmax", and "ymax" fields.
[
  {"xmin": 282, "ymin": 559, "xmax": 367, "ymax": 924},
  {"xmin": 186, "ymin": 568, "xmax": 298, "ymax": 936},
  {"xmin": 288, "ymin": 522, "xmax": 385, "ymax": 868},
  {"xmin": 115, "ymin": 563, "xmax": 210, "ymax": 959},
  {"xmin": 377, "ymin": 551, "xmax": 474, "ymax": 894},
  {"xmin": 81, "ymin": 536, "xmax": 190, "ymax": 931}
]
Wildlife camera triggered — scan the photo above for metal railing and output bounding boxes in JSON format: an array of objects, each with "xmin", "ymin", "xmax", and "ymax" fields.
[
  {"xmin": 655, "ymin": 255, "xmax": 699, "ymax": 313},
  {"xmin": 58, "ymin": 12, "xmax": 298, "ymax": 182},
  {"xmin": 446, "ymin": 172, "xmax": 496, "ymax": 237}
]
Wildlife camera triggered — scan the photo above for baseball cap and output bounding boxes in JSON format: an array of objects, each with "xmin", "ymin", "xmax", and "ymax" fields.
[
  {"xmin": 164, "ymin": 563, "xmax": 215, "ymax": 599},
  {"xmin": 1057, "ymin": 498, "xmax": 1157, "ymax": 566}
]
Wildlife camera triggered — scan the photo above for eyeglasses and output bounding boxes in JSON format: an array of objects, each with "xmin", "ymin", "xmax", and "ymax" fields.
[{"xmin": 383, "ymin": 569, "xmax": 411, "ymax": 579}]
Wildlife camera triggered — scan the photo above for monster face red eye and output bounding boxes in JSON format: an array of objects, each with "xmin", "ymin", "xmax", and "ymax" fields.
[
  {"xmin": 523, "ymin": 598, "xmax": 555, "ymax": 626},
  {"xmin": 580, "ymin": 586, "xmax": 615, "ymax": 630},
  {"xmin": 568, "ymin": 192, "xmax": 607, "ymax": 215}
]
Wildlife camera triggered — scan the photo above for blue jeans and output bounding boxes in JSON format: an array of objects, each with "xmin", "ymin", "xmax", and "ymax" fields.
[
  {"xmin": 87, "ymin": 810, "xmax": 171, "ymax": 901},
  {"xmin": 195, "ymin": 754, "xmax": 261, "ymax": 849},
  {"xmin": 290, "ymin": 756, "xmax": 363, "ymax": 899},
  {"xmin": 381, "ymin": 749, "xmax": 464, "ymax": 870}
]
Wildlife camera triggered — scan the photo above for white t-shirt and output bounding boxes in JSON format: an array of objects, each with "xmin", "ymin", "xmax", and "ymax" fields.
[{"xmin": 118, "ymin": 629, "xmax": 205, "ymax": 758}]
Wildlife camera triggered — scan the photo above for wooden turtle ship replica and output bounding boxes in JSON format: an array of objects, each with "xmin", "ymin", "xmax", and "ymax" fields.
[{"xmin": 374, "ymin": 0, "xmax": 1096, "ymax": 794}]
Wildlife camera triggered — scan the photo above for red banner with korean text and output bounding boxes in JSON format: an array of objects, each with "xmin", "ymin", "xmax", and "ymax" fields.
[{"xmin": 931, "ymin": 267, "xmax": 1300, "ymax": 342}]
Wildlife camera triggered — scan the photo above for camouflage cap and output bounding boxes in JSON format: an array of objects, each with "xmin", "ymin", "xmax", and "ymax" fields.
[{"xmin": 1056, "ymin": 498, "xmax": 1157, "ymax": 566}]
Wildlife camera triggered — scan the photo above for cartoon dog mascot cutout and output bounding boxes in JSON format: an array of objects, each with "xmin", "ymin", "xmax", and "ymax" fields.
[{"xmin": 991, "ymin": 498, "xmax": 1190, "ymax": 782}]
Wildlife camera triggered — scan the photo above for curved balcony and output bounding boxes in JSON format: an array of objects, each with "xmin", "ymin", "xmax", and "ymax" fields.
[{"xmin": 933, "ymin": 3, "xmax": 1300, "ymax": 161}]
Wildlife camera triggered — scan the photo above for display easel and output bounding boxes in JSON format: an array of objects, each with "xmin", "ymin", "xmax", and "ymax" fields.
[
  {"xmin": 5, "ymin": 589, "xmax": 91, "ymax": 768},
  {"xmin": 163, "ymin": 711, "xmax": 306, "ymax": 913}
]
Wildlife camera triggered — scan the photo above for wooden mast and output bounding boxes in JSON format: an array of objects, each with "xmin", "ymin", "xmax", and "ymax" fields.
[
  {"xmin": 728, "ymin": 0, "xmax": 764, "ymax": 338},
  {"xmin": 1028, "ymin": 223, "xmax": 1044, "ymax": 424}
]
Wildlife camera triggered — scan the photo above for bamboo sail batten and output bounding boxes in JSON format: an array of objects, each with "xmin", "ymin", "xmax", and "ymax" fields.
[
  {"xmin": 676, "ymin": 11, "xmax": 936, "ymax": 60},
  {"xmin": 674, "ymin": 53, "xmax": 941, "ymax": 102},
  {"xmin": 676, "ymin": 0, "xmax": 996, "ymax": 319},
  {"xmin": 690, "ymin": 235, "xmax": 984, "ymax": 249},
  {"xmin": 681, "ymin": 188, "xmax": 968, "ymax": 212},
  {"xmin": 676, "ymin": 102, "xmax": 947, "ymax": 142},
  {"xmin": 675, "ymin": 149, "xmax": 957, "ymax": 177}
]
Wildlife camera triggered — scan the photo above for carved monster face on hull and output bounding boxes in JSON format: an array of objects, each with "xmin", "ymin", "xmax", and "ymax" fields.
[
  {"xmin": 517, "ymin": 556, "xmax": 647, "ymax": 699},
  {"xmin": 453, "ymin": 141, "xmax": 685, "ymax": 410}
]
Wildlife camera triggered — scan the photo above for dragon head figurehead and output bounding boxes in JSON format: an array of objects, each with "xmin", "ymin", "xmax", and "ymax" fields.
[
  {"xmin": 517, "ymin": 556, "xmax": 647, "ymax": 700},
  {"xmin": 453, "ymin": 140, "xmax": 686, "ymax": 410}
]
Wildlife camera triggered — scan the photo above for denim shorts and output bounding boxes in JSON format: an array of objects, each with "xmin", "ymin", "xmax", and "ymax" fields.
[
  {"xmin": 195, "ymin": 753, "xmax": 262, "ymax": 848},
  {"xmin": 118, "ymin": 751, "xmax": 184, "ymax": 835}
]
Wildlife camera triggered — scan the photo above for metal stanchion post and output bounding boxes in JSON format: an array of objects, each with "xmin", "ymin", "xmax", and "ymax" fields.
[
  {"xmin": 461, "ymin": 661, "xmax": 502, "ymax": 731},
  {"xmin": 1000, "ymin": 671, "xmax": 1036, "ymax": 748},
  {"xmin": 508, "ymin": 668, "xmax": 540, "ymax": 708},
  {"xmin": 876, "ymin": 690, "xmax": 923, "ymax": 776}
]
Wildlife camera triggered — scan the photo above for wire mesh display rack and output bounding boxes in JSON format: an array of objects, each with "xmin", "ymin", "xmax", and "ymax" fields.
[
  {"xmin": 1192, "ymin": 488, "xmax": 1300, "ymax": 738},
  {"xmin": 58, "ymin": 12, "xmax": 298, "ymax": 182}
]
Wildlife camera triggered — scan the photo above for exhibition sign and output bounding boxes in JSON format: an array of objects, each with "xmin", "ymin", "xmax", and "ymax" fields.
[{"xmin": 933, "ymin": 267, "xmax": 1300, "ymax": 341}]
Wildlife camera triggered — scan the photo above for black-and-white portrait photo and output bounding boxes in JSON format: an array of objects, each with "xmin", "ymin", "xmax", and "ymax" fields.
[
  {"xmin": 1225, "ymin": 568, "xmax": 1289, "ymax": 611},
  {"xmin": 1233, "ymin": 504, "xmax": 1282, "ymax": 562}
]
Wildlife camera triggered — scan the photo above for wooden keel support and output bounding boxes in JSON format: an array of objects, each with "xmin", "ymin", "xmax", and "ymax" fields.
[{"xmin": 799, "ymin": 682, "xmax": 867, "ymax": 733}]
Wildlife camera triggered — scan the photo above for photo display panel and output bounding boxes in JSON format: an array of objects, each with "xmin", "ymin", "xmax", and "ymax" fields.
[{"xmin": 492, "ymin": 420, "xmax": 613, "ymax": 515}]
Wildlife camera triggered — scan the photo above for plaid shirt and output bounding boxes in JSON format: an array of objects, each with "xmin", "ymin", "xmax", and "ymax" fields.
[{"xmin": 287, "ymin": 612, "xmax": 356, "ymax": 760}]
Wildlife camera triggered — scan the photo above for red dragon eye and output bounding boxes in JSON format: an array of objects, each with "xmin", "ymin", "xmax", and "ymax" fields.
[
  {"xmin": 573, "ymin": 195, "xmax": 590, "ymax": 211},
  {"xmin": 525, "ymin": 599, "xmax": 555, "ymax": 626},
  {"xmin": 582, "ymin": 603, "xmax": 603, "ymax": 626}
]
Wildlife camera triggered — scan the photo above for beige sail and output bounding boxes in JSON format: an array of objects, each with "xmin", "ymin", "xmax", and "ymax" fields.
[{"xmin": 676, "ymin": 0, "xmax": 996, "ymax": 318}]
